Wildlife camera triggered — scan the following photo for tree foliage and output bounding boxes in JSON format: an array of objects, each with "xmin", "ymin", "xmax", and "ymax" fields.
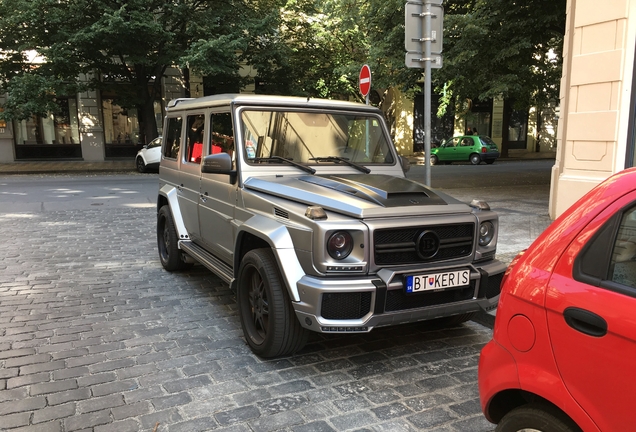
[
  {"xmin": 0, "ymin": 0, "xmax": 268, "ymax": 141},
  {"xmin": 0, "ymin": 0, "xmax": 566, "ymax": 140}
]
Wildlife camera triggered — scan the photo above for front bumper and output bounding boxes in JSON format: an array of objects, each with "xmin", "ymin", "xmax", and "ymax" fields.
[{"xmin": 293, "ymin": 259, "xmax": 506, "ymax": 333}]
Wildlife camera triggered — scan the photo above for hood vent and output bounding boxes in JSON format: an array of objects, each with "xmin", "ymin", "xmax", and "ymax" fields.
[{"xmin": 274, "ymin": 208, "xmax": 290, "ymax": 219}]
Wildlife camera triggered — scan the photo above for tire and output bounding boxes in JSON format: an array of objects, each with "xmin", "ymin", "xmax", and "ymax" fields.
[
  {"xmin": 157, "ymin": 206, "xmax": 189, "ymax": 271},
  {"xmin": 428, "ymin": 312, "xmax": 477, "ymax": 327},
  {"xmin": 496, "ymin": 403, "xmax": 581, "ymax": 432},
  {"xmin": 136, "ymin": 156, "xmax": 147, "ymax": 173},
  {"xmin": 470, "ymin": 154, "xmax": 481, "ymax": 165},
  {"xmin": 486, "ymin": 159, "xmax": 495, "ymax": 164},
  {"xmin": 237, "ymin": 249, "xmax": 309, "ymax": 358},
  {"xmin": 430, "ymin": 155, "xmax": 439, "ymax": 165}
]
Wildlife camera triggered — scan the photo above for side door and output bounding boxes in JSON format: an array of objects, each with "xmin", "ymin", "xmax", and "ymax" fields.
[
  {"xmin": 545, "ymin": 193, "xmax": 636, "ymax": 430},
  {"xmin": 199, "ymin": 111, "xmax": 237, "ymax": 264},
  {"xmin": 177, "ymin": 113, "xmax": 206, "ymax": 241},
  {"xmin": 440, "ymin": 137, "xmax": 461, "ymax": 161},
  {"xmin": 458, "ymin": 136, "xmax": 476, "ymax": 160}
]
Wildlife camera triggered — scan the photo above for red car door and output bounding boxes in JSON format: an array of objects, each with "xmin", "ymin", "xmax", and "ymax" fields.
[{"xmin": 545, "ymin": 193, "xmax": 636, "ymax": 430}]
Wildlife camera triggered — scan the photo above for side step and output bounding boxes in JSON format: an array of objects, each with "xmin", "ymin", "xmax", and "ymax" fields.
[{"xmin": 179, "ymin": 240, "xmax": 234, "ymax": 285}]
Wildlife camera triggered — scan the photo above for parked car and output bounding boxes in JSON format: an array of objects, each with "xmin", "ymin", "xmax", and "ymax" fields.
[
  {"xmin": 156, "ymin": 94, "xmax": 506, "ymax": 358},
  {"xmin": 136, "ymin": 136, "xmax": 162, "ymax": 173},
  {"xmin": 430, "ymin": 135, "xmax": 500, "ymax": 165},
  {"xmin": 479, "ymin": 167, "xmax": 636, "ymax": 432}
]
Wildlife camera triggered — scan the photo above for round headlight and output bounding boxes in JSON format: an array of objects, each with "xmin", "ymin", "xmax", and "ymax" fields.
[
  {"xmin": 479, "ymin": 221, "xmax": 495, "ymax": 246},
  {"xmin": 327, "ymin": 231, "xmax": 353, "ymax": 260}
]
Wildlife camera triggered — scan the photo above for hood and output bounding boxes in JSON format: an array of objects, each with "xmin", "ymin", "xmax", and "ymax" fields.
[{"xmin": 243, "ymin": 174, "xmax": 470, "ymax": 219}]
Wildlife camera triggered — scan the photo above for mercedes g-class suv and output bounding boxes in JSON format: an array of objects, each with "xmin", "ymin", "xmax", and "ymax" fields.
[{"xmin": 157, "ymin": 94, "xmax": 505, "ymax": 358}]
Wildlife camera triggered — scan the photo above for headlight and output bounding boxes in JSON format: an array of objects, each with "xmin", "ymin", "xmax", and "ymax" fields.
[
  {"xmin": 479, "ymin": 221, "xmax": 495, "ymax": 246},
  {"xmin": 327, "ymin": 231, "xmax": 353, "ymax": 260}
]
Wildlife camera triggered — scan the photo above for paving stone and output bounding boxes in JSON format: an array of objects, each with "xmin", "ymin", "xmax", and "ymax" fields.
[
  {"xmin": 47, "ymin": 388, "xmax": 92, "ymax": 406},
  {"xmin": 111, "ymin": 401, "xmax": 152, "ymax": 420},
  {"xmin": 31, "ymin": 379, "xmax": 78, "ymax": 395},
  {"xmin": 5, "ymin": 353, "xmax": 52, "ymax": 368},
  {"xmin": 151, "ymin": 392, "xmax": 192, "ymax": 410},
  {"xmin": 6, "ymin": 372, "xmax": 50, "ymax": 389},
  {"xmin": 215, "ymin": 405, "xmax": 261, "ymax": 425},
  {"xmin": 0, "ymin": 348, "xmax": 36, "ymax": 359},
  {"xmin": 0, "ymin": 199, "xmax": 496, "ymax": 431},
  {"xmin": 94, "ymin": 419, "xmax": 140, "ymax": 432},
  {"xmin": 32, "ymin": 402, "xmax": 76, "ymax": 424},
  {"xmin": 64, "ymin": 409, "xmax": 111, "ymax": 431},
  {"xmin": 2, "ymin": 412, "xmax": 31, "ymax": 429},
  {"xmin": 248, "ymin": 410, "xmax": 304, "ymax": 432},
  {"xmin": 77, "ymin": 394, "xmax": 125, "ymax": 414}
]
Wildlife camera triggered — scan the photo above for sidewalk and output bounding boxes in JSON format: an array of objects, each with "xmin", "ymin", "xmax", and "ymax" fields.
[{"xmin": 0, "ymin": 159, "xmax": 137, "ymax": 174}]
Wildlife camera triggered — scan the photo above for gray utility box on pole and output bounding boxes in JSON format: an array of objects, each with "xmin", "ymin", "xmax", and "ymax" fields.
[{"xmin": 405, "ymin": 2, "xmax": 444, "ymax": 55}]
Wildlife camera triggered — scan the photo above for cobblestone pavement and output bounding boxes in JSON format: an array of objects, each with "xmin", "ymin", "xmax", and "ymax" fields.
[{"xmin": 0, "ymin": 205, "xmax": 496, "ymax": 432}]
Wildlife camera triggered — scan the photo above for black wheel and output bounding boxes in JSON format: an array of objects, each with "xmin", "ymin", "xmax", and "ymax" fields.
[
  {"xmin": 486, "ymin": 159, "xmax": 495, "ymax": 164},
  {"xmin": 237, "ymin": 249, "xmax": 309, "ymax": 358},
  {"xmin": 136, "ymin": 156, "xmax": 147, "ymax": 173},
  {"xmin": 470, "ymin": 153, "xmax": 481, "ymax": 165},
  {"xmin": 157, "ymin": 206, "xmax": 189, "ymax": 271},
  {"xmin": 428, "ymin": 312, "xmax": 477, "ymax": 327},
  {"xmin": 430, "ymin": 155, "xmax": 439, "ymax": 165},
  {"xmin": 496, "ymin": 403, "xmax": 581, "ymax": 432}
]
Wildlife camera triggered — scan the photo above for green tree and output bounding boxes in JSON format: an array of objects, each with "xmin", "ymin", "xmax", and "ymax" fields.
[
  {"xmin": 437, "ymin": 0, "xmax": 566, "ymax": 110},
  {"xmin": 0, "ymin": 0, "xmax": 264, "ymax": 142}
]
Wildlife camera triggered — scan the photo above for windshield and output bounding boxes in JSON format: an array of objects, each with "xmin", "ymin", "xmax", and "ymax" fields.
[{"xmin": 241, "ymin": 109, "xmax": 395, "ymax": 165}]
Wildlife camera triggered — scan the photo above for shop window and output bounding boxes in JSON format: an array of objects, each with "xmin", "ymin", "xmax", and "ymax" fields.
[
  {"xmin": 13, "ymin": 98, "xmax": 80, "ymax": 145},
  {"xmin": 102, "ymin": 99, "xmax": 139, "ymax": 145},
  {"xmin": 13, "ymin": 98, "xmax": 82, "ymax": 159}
]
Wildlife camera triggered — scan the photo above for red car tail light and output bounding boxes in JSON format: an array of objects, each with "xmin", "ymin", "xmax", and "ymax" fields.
[{"xmin": 482, "ymin": 147, "xmax": 487, "ymax": 153}]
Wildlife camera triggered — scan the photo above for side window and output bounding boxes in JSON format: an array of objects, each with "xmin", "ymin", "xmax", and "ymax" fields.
[
  {"xmin": 610, "ymin": 206, "xmax": 636, "ymax": 288},
  {"xmin": 210, "ymin": 112, "xmax": 235, "ymax": 164},
  {"xmin": 163, "ymin": 117, "xmax": 182, "ymax": 159},
  {"xmin": 185, "ymin": 114, "xmax": 205, "ymax": 164},
  {"xmin": 447, "ymin": 138, "xmax": 460, "ymax": 148}
]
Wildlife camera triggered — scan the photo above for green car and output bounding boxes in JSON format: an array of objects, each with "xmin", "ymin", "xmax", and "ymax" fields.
[{"xmin": 430, "ymin": 135, "xmax": 500, "ymax": 165}]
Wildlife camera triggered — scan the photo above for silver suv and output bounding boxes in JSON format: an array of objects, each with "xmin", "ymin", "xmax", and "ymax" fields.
[{"xmin": 157, "ymin": 94, "xmax": 505, "ymax": 357}]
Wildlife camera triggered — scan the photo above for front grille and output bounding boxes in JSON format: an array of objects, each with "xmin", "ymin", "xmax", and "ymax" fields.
[
  {"xmin": 374, "ymin": 223, "xmax": 474, "ymax": 265},
  {"xmin": 481, "ymin": 272, "xmax": 504, "ymax": 299},
  {"xmin": 385, "ymin": 282, "xmax": 476, "ymax": 312},
  {"xmin": 321, "ymin": 292, "xmax": 372, "ymax": 320}
]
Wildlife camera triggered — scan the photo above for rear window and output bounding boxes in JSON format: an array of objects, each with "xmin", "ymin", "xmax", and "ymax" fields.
[{"xmin": 479, "ymin": 136, "xmax": 499, "ymax": 149}]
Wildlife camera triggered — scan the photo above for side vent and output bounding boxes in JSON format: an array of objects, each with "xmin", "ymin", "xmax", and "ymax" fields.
[{"xmin": 274, "ymin": 208, "xmax": 289, "ymax": 219}]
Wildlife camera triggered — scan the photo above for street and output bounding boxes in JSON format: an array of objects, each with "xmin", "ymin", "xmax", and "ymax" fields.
[{"xmin": 0, "ymin": 160, "xmax": 552, "ymax": 432}]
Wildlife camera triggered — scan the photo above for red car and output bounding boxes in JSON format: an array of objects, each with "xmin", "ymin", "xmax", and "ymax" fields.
[{"xmin": 479, "ymin": 167, "xmax": 636, "ymax": 432}]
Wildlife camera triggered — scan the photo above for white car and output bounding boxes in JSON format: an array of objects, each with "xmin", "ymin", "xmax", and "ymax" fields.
[{"xmin": 136, "ymin": 136, "xmax": 162, "ymax": 173}]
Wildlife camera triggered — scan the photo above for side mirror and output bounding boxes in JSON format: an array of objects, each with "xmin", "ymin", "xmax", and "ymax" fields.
[
  {"xmin": 400, "ymin": 155, "xmax": 411, "ymax": 173},
  {"xmin": 201, "ymin": 153, "xmax": 233, "ymax": 174}
]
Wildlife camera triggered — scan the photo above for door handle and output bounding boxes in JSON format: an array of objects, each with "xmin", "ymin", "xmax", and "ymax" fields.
[{"xmin": 563, "ymin": 307, "xmax": 607, "ymax": 337}]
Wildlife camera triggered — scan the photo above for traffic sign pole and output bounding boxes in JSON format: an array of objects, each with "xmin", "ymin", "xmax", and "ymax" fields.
[
  {"xmin": 359, "ymin": 64, "xmax": 372, "ymax": 154},
  {"xmin": 405, "ymin": 0, "xmax": 443, "ymax": 187},
  {"xmin": 424, "ymin": 1, "xmax": 432, "ymax": 187}
]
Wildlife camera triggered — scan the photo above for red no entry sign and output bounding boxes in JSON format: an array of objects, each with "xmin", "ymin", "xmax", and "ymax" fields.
[{"xmin": 359, "ymin": 64, "xmax": 371, "ymax": 98}]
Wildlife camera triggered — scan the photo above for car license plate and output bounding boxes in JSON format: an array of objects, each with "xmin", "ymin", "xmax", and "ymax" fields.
[{"xmin": 405, "ymin": 269, "xmax": 470, "ymax": 293}]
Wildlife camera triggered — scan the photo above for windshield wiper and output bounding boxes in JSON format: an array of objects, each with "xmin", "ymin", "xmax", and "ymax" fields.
[
  {"xmin": 251, "ymin": 156, "xmax": 316, "ymax": 174},
  {"xmin": 309, "ymin": 156, "xmax": 371, "ymax": 174}
]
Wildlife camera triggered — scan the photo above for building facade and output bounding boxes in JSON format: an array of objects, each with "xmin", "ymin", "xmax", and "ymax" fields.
[{"xmin": 550, "ymin": 0, "xmax": 636, "ymax": 218}]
